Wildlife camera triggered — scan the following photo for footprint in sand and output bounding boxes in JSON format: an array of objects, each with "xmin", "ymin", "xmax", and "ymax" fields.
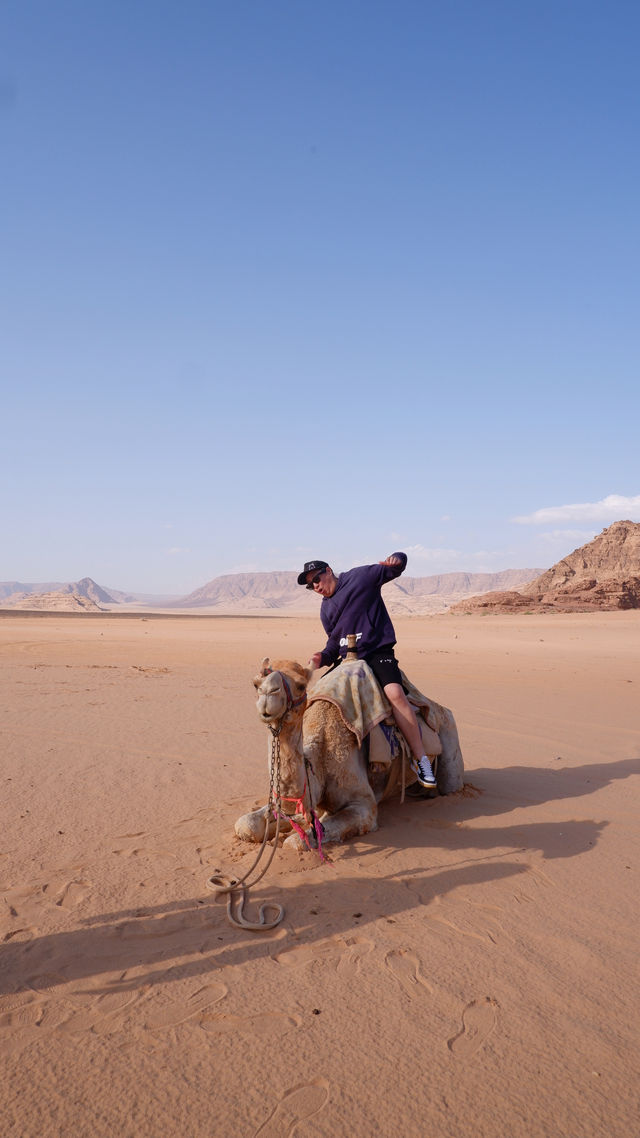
[
  {"xmin": 429, "ymin": 912, "xmax": 500, "ymax": 947},
  {"xmin": 27, "ymin": 972, "xmax": 68, "ymax": 997},
  {"xmin": 273, "ymin": 935, "xmax": 372, "ymax": 973},
  {"xmin": 0, "ymin": 994, "xmax": 43, "ymax": 1031},
  {"xmin": 447, "ymin": 997, "xmax": 500, "ymax": 1058},
  {"xmin": 201, "ymin": 1011, "xmax": 300, "ymax": 1036},
  {"xmin": 2, "ymin": 926, "xmax": 37, "ymax": 943},
  {"xmin": 254, "ymin": 1079, "xmax": 329, "ymax": 1138},
  {"xmin": 55, "ymin": 880, "xmax": 91, "ymax": 909},
  {"xmin": 112, "ymin": 845, "xmax": 177, "ymax": 860},
  {"xmin": 91, "ymin": 991, "xmax": 151, "ymax": 1037},
  {"xmin": 58, "ymin": 988, "xmax": 146, "ymax": 1035},
  {"xmin": 384, "ymin": 947, "xmax": 433, "ymax": 998},
  {"xmin": 0, "ymin": 992, "xmax": 73, "ymax": 1054},
  {"xmin": 144, "ymin": 982, "xmax": 227, "ymax": 1030},
  {"xmin": 0, "ymin": 986, "xmax": 72, "ymax": 1029}
]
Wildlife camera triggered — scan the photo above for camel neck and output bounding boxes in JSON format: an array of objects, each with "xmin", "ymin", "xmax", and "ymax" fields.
[{"xmin": 269, "ymin": 714, "xmax": 306, "ymax": 795}]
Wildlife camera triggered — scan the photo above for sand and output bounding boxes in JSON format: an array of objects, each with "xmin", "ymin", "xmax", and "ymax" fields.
[{"xmin": 1, "ymin": 611, "xmax": 638, "ymax": 1138}]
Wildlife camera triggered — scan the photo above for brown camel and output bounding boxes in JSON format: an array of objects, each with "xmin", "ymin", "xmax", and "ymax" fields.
[{"xmin": 234, "ymin": 658, "xmax": 464, "ymax": 850}]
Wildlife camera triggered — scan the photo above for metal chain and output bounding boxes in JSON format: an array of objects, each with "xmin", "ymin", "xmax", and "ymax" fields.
[{"xmin": 268, "ymin": 724, "xmax": 281, "ymax": 814}]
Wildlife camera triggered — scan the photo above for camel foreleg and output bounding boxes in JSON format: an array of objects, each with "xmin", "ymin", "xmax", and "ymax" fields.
[
  {"xmin": 234, "ymin": 803, "xmax": 294, "ymax": 843},
  {"xmin": 282, "ymin": 797, "xmax": 378, "ymax": 850}
]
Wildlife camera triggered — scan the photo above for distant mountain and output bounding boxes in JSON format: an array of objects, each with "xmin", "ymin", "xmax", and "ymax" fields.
[
  {"xmin": 59, "ymin": 577, "xmax": 115, "ymax": 604},
  {"xmin": 0, "ymin": 579, "xmax": 181, "ymax": 608},
  {"xmin": 451, "ymin": 521, "xmax": 640, "ymax": 613},
  {"xmin": 388, "ymin": 570, "xmax": 538, "ymax": 597},
  {"xmin": 0, "ymin": 577, "xmax": 116, "ymax": 607},
  {"xmin": 0, "ymin": 566, "xmax": 546, "ymax": 615},
  {"xmin": 181, "ymin": 571, "xmax": 305, "ymax": 610},
  {"xmin": 178, "ymin": 567, "xmax": 544, "ymax": 616},
  {"xmin": 385, "ymin": 569, "xmax": 544, "ymax": 615}
]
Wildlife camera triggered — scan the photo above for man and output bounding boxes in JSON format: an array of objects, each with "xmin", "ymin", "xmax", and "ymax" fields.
[{"xmin": 297, "ymin": 552, "xmax": 436, "ymax": 788}]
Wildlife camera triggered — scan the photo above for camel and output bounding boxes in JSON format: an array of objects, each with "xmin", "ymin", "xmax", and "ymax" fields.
[{"xmin": 234, "ymin": 657, "xmax": 464, "ymax": 850}]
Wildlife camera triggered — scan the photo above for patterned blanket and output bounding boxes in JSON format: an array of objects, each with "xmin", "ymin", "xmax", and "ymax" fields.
[{"xmin": 307, "ymin": 659, "xmax": 390, "ymax": 746}]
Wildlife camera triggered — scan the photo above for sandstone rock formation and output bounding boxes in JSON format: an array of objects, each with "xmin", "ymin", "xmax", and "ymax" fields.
[
  {"xmin": 5, "ymin": 591, "xmax": 103, "ymax": 612},
  {"xmin": 451, "ymin": 521, "xmax": 640, "ymax": 613}
]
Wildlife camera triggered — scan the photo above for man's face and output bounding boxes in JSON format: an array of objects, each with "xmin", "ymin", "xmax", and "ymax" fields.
[{"xmin": 306, "ymin": 566, "xmax": 337, "ymax": 597}]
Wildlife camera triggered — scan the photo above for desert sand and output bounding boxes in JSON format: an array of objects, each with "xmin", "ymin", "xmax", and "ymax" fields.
[{"xmin": 1, "ymin": 611, "xmax": 638, "ymax": 1137}]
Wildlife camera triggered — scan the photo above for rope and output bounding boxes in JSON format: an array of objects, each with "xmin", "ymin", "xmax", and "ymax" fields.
[{"xmin": 206, "ymin": 723, "xmax": 286, "ymax": 930}]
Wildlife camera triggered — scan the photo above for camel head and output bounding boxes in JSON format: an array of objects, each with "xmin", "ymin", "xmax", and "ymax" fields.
[{"xmin": 253, "ymin": 658, "xmax": 311, "ymax": 726}]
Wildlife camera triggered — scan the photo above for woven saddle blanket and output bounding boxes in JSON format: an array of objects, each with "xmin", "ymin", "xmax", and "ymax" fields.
[{"xmin": 307, "ymin": 658, "xmax": 441, "ymax": 753}]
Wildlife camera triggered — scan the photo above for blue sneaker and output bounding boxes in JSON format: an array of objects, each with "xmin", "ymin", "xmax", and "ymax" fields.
[{"xmin": 416, "ymin": 757, "xmax": 437, "ymax": 788}]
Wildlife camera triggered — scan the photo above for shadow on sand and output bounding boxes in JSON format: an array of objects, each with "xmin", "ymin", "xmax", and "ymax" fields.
[{"xmin": 1, "ymin": 756, "xmax": 635, "ymax": 1000}]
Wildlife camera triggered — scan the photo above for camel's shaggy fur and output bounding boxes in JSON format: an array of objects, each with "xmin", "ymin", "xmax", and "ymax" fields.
[{"xmin": 235, "ymin": 658, "xmax": 464, "ymax": 850}]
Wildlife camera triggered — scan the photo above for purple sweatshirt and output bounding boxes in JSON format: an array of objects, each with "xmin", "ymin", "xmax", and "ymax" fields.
[{"xmin": 318, "ymin": 552, "xmax": 408, "ymax": 667}]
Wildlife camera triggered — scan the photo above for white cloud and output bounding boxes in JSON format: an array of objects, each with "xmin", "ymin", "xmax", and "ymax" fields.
[
  {"xmin": 166, "ymin": 547, "xmax": 190, "ymax": 556},
  {"xmin": 406, "ymin": 544, "xmax": 462, "ymax": 562},
  {"xmin": 538, "ymin": 529, "xmax": 598, "ymax": 544},
  {"xmin": 512, "ymin": 494, "xmax": 640, "ymax": 525}
]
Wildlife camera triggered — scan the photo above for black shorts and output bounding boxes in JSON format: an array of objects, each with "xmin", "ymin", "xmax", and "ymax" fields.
[{"xmin": 365, "ymin": 647, "xmax": 404, "ymax": 690}]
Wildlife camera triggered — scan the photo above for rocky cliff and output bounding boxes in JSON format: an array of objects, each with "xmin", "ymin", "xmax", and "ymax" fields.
[{"xmin": 451, "ymin": 521, "xmax": 640, "ymax": 613}]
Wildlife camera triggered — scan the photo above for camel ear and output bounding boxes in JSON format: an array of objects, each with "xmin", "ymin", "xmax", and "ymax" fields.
[{"xmin": 253, "ymin": 658, "xmax": 272, "ymax": 688}]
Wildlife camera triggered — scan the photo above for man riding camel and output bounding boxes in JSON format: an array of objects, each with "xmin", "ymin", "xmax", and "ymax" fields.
[{"xmin": 297, "ymin": 551, "xmax": 437, "ymax": 788}]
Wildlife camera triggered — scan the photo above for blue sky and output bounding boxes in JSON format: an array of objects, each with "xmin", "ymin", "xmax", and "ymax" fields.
[{"xmin": 2, "ymin": 1, "xmax": 639, "ymax": 594}]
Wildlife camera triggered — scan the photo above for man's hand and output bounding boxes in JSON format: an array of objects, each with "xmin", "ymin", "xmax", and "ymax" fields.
[
  {"xmin": 379, "ymin": 555, "xmax": 401, "ymax": 567},
  {"xmin": 309, "ymin": 652, "xmax": 324, "ymax": 670}
]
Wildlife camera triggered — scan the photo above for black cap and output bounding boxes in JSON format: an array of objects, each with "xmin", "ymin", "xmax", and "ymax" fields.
[{"xmin": 297, "ymin": 559, "xmax": 329, "ymax": 586}]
